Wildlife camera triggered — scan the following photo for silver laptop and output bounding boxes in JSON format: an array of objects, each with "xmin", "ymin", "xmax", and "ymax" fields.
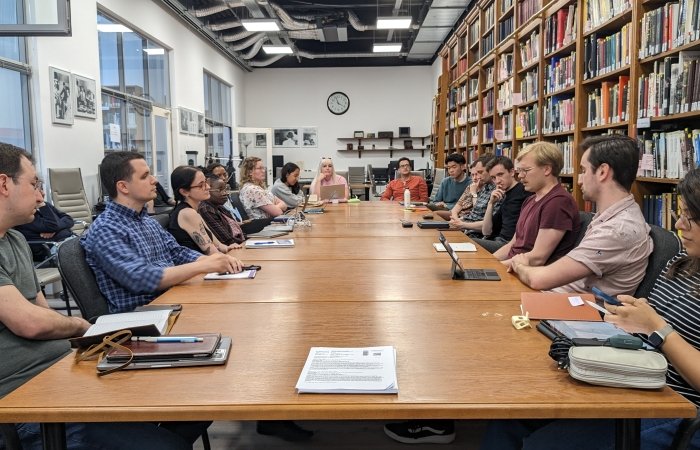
[
  {"xmin": 96, "ymin": 336, "xmax": 232, "ymax": 371},
  {"xmin": 319, "ymin": 184, "xmax": 345, "ymax": 201}
]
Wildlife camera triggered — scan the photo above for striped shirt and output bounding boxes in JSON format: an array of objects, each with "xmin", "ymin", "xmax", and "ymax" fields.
[{"xmin": 648, "ymin": 251, "xmax": 700, "ymax": 407}]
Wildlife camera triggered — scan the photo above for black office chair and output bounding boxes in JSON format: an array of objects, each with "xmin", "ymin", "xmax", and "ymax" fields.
[
  {"xmin": 633, "ymin": 225, "xmax": 681, "ymax": 300},
  {"xmin": 56, "ymin": 237, "xmax": 109, "ymax": 322},
  {"xmin": 229, "ymin": 192, "xmax": 273, "ymax": 234},
  {"xmin": 151, "ymin": 213, "xmax": 171, "ymax": 230},
  {"xmin": 574, "ymin": 211, "xmax": 594, "ymax": 246},
  {"xmin": 0, "ymin": 423, "xmax": 21, "ymax": 450}
]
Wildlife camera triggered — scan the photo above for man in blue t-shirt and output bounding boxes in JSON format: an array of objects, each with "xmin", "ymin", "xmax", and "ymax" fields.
[{"xmin": 433, "ymin": 153, "xmax": 470, "ymax": 218}]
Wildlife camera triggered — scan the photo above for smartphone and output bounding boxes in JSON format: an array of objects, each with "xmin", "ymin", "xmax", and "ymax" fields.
[{"xmin": 592, "ymin": 286, "xmax": 622, "ymax": 306}]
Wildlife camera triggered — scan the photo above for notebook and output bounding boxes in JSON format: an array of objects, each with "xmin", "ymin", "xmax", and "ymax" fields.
[
  {"xmin": 319, "ymin": 184, "xmax": 345, "ymax": 201},
  {"xmin": 520, "ymin": 292, "xmax": 602, "ymax": 321},
  {"xmin": 97, "ymin": 337, "xmax": 232, "ymax": 371},
  {"xmin": 106, "ymin": 333, "xmax": 222, "ymax": 362},
  {"xmin": 70, "ymin": 309, "xmax": 174, "ymax": 347}
]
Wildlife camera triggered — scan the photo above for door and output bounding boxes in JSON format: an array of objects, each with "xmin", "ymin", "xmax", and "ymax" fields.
[
  {"xmin": 152, "ymin": 107, "xmax": 172, "ymax": 194},
  {"xmin": 235, "ymin": 127, "xmax": 273, "ymax": 186}
]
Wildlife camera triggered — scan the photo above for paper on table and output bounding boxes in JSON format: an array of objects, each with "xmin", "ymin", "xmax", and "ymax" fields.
[
  {"xmin": 433, "ymin": 242, "xmax": 477, "ymax": 252},
  {"xmin": 204, "ymin": 270, "xmax": 256, "ymax": 280},
  {"xmin": 296, "ymin": 346, "xmax": 398, "ymax": 394}
]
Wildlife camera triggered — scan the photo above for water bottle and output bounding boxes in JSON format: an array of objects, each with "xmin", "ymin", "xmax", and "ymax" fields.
[{"xmin": 404, "ymin": 187, "xmax": 411, "ymax": 207}]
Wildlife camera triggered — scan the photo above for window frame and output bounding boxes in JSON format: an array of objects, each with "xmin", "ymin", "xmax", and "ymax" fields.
[{"xmin": 0, "ymin": 0, "xmax": 72, "ymax": 37}]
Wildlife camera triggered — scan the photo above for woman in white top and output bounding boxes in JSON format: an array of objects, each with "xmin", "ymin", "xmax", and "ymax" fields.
[
  {"xmin": 309, "ymin": 157, "xmax": 349, "ymax": 201},
  {"xmin": 238, "ymin": 157, "xmax": 287, "ymax": 219},
  {"xmin": 270, "ymin": 162, "xmax": 304, "ymax": 209}
]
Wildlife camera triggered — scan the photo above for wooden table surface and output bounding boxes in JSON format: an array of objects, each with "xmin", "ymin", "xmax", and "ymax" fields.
[{"xmin": 0, "ymin": 302, "xmax": 692, "ymax": 423}]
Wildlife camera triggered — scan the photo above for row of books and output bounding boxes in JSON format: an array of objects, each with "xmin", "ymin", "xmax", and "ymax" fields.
[
  {"xmin": 482, "ymin": 32, "xmax": 495, "ymax": 57},
  {"xmin": 457, "ymin": 104, "xmax": 468, "ymax": 126},
  {"xmin": 544, "ymin": 53, "xmax": 576, "ymax": 95},
  {"xmin": 498, "ymin": 53, "xmax": 514, "ymax": 81},
  {"xmin": 544, "ymin": 4, "xmax": 577, "ymax": 55},
  {"xmin": 457, "ymin": 57, "xmax": 468, "ymax": 76},
  {"xmin": 468, "ymin": 78, "xmax": 479, "ymax": 98},
  {"xmin": 495, "ymin": 143, "xmax": 513, "ymax": 158},
  {"xmin": 469, "ymin": 21, "xmax": 480, "ymax": 46},
  {"xmin": 519, "ymin": 30, "xmax": 540, "ymax": 68},
  {"xmin": 455, "ymin": 84, "xmax": 468, "ymax": 105},
  {"xmin": 638, "ymin": 129, "xmax": 700, "ymax": 179},
  {"xmin": 518, "ymin": 0, "xmax": 540, "ymax": 28},
  {"xmin": 639, "ymin": 1, "xmax": 700, "ymax": 59},
  {"xmin": 520, "ymin": 69, "xmax": 539, "ymax": 102},
  {"xmin": 500, "ymin": 0, "xmax": 514, "ymax": 15},
  {"xmin": 484, "ymin": 3, "xmax": 495, "ymax": 30},
  {"xmin": 586, "ymin": 76, "xmax": 630, "ymax": 127},
  {"xmin": 582, "ymin": 25, "xmax": 631, "ymax": 80},
  {"xmin": 516, "ymin": 104, "xmax": 538, "ymax": 138},
  {"xmin": 468, "ymin": 100, "xmax": 479, "ymax": 121},
  {"xmin": 552, "ymin": 136, "xmax": 575, "ymax": 174},
  {"xmin": 485, "ymin": 66, "xmax": 495, "ymax": 89},
  {"xmin": 471, "ymin": 126, "xmax": 479, "ymax": 145},
  {"xmin": 499, "ymin": 16, "xmax": 515, "ymax": 42},
  {"xmin": 543, "ymin": 96, "xmax": 575, "ymax": 133},
  {"xmin": 483, "ymin": 122, "xmax": 494, "ymax": 142},
  {"xmin": 642, "ymin": 193, "xmax": 678, "ymax": 231},
  {"xmin": 500, "ymin": 111, "xmax": 513, "ymax": 139},
  {"xmin": 483, "ymin": 90, "xmax": 495, "ymax": 116},
  {"xmin": 582, "ymin": 0, "xmax": 631, "ymax": 33},
  {"xmin": 497, "ymin": 79, "xmax": 514, "ymax": 110},
  {"xmin": 637, "ymin": 53, "xmax": 700, "ymax": 118}
]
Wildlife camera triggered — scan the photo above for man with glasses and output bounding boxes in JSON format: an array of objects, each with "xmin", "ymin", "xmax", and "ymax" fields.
[
  {"xmin": 510, "ymin": 135, "xmax": 653, "ymax": 295},
  {"xmin": 82, "ymin": 152, "xmax": 243, "ymax": 313},
  {"xmin": 380, "ymin": 157, "xmax": 429, "ymax": 203},
  {"xmin": 491, "ymin": 142, "xmax": 580, "ymax": 267},
  {"xmin": 432, "ymin": 153, "xmax": 470, "ymax": 218}
]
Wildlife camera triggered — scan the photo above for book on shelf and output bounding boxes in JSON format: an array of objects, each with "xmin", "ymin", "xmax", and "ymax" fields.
[
  {"xmin": 295, "ymin": 346, "xmax": 398, "ymax": 394},
  {"xmin": 583, "ymin": 0, "xmax": 631, "ymax": 33},
  {"xmin": 520, "ymin": 69, "xmax": 539, "ymax": 103},
  {"xmin": 519, "ymin": 30, "xmax": 540, "ymax": 68},
  {"xmin": 543, "ymin": 96, "xmax": 575, "ymax": 134},
  {"xmin": 499, "ymin": 16, "xmax": 514, "ymax": 42},
  {"xmin": 583, "ymin": 25, "xmax": 630, "ymax": 81},
  {"xmin": 545, "ymin": 4, "xmax": 577, "ymax": 54},
  {"xmin": 518, "ymin": 0, "xmax": 540, "ymax": 27},
  {"xmin": 545, "ymin": 53, "xmax": 576, "ymax": 94},
  {"xmin": 637, "ymin": 129, "xmax": 699, "ymax": 179},
  {"xmin": 586, "ymin": 76, "xmax": 629, "ymax": 127},
  {"xmin": 643, "ymin": 192, "xmax": 679, "ymax": 231},
  {"xmin": 639, "ymin": 1, "xmax": 700, "ymax": 60}
]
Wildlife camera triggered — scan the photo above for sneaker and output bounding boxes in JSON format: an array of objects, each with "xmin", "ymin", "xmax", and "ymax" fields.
[
  {"xmin": 384, "ymin": 420, "xmax": 456, "ymax": 444},
  {"xmin": 256, "ymin": 420, "xmax": 314, "ymax": 442}
]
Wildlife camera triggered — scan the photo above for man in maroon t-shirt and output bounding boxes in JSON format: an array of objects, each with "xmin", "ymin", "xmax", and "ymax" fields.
[{"xmin": 494, "ymin": 142, "xmax": 580, "ymax": 269}]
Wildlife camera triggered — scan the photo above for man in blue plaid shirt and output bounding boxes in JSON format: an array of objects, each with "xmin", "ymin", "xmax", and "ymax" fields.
[{"xmin": 82, "ymin": 152, "xmax": 243, "ymax": 313}]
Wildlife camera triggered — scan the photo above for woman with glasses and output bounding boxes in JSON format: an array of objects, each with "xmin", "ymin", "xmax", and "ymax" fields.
[
  {"xmin": 199, "ymin": 175, "xmax": 245, "ymax": 247},
  {"xmin": 168, "ymin": 166, "xmax": 239, "ymax": 254},
  {"xmin": 480, "ymin": 168, "xmax": 700, "ymax": 450},
  {"xmin": 239, "ymin": 157, "xmax": 287, "ymax": 219},
  {"xmin": 271, "ymin": 162, "xmax": 304, "ymax": 209},
  {"xmin": 309, "ymin": 157, "xmax": 349, "ymax": 201}
]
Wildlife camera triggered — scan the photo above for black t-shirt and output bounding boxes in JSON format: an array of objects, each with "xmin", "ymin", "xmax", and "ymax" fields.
[{"xmin": 490, "ymin": 182, "xmax": 532, "ymax": 241}]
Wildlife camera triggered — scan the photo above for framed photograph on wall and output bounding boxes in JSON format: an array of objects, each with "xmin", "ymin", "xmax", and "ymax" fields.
[
  {"xmin": 178, "ymin": 108, "xmax": 190, "ymax": 134},
  {"xmin": 72, "ymin": 74, "xmax": 96, "ymax": 119},
  {"xmin": 197, "ymin": 113, "xmax": 206, "ymax": 136},
  {"xmin": 188, "ymin": 110, "xmax": 198, "ymax": 134},
  {"xmin": 273, "ymin": 128, "xmax": 299, "ymax": 148},
  {"xmin": 50, "ymin": 66, "xmax": 73, "ymax": 125},
  {"xmin": 255, "ymin": 133, "xmax": 267, "ymax": 147},
  {"xmin": 301, "ymin": 127, "xmax": 318, "ymax": 148}
]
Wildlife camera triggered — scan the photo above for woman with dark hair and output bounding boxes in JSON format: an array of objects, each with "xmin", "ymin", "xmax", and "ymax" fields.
[
  {"xmin": 270, "ymin": 162, "xmax": 304, "ymax": 209},
  {"xmin": 480, "ymin": 168, "xmax": 700, "ymax": 450},
  {"xmin": 168, "ymin": 166, "xmax": 240, "ymax": 254},
  {"xmin": 238, "ymin": 157, "xmax": 287, "ymax": 219}
]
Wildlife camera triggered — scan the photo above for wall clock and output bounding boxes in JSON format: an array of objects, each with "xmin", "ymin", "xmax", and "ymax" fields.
[{"xmin": 327, "ymin": 91, "xmax": 350, "ymax": 115}]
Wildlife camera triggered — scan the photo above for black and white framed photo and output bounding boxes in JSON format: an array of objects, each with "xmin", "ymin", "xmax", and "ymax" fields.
[
  {"xmin": 301, "ymin": 127, "xmax": 318, "ymax": 148},
  {"xmin": 72, "ymin": 74, "xmax": 97, "ymax": 119},
  {"xmin": 50, "ymin": 66, "xmax": 73, "ymax": 125},
  {"xmin": 273, "ymin": 128, "xmax": 299, "ymax": 148},
  {"xmin": 197, "ymin": 113, "xmax": 206, "ymax": 136},
  {"xmin": 178, "ymin": 107, "xmax": 203, "ymax": 135},
  {"xmin": 255, "ymin": 133, "xmax": 267, "ymax": 148}
]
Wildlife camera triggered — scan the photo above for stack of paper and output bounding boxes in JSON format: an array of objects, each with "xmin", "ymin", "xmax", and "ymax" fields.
[
  {"xmin": 433, "ymin": 242, "xmax": 477, "ymax": 252},
  {"xmin": 295, "ymin": 346, "xmax": 398, "ymax": 394}
]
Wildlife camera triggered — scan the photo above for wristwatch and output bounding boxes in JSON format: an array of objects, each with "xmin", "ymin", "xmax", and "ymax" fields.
[
  {"xmin": 649, "ymin": 324, "xmax": 674, "ymax": 349},
  {"xmin": 471, "ymin": 193, "xmax": 478, "ymax": 198}
]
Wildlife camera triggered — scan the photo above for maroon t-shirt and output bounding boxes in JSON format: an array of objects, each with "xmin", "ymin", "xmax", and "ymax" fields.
[{"xmin": 507, "ymin": 183, "xmax": 580, "ymax": 263}]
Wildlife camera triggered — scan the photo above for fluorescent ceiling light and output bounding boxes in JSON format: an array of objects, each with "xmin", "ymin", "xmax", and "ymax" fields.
[
  {"xmin": 143, "ymin": 48, "xmax": 165, "ymax": 55},
  {"xmin": 242, "ymin": 19, "xmax": 280, "ymax": 32},
  {"xmin": 373, "ymin": 43, "xmax": 402, "ymax": 53},
  {"xmin": 96, "ymin": 24, "xmax": 133, "ymax": 33},
  {"xmin": 376, "ymin": 16, "xmax": 412, "ymax": 29},
  {"xmin": 263, "ymin": 45, "xmax": 293, "ymax": 54}
]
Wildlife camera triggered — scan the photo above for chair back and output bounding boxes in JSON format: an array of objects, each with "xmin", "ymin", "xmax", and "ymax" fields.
[
  {"xmin": 335, "ymin": 170, "xmax": 348, "ymax": 182},
  {"xmin": 152, "ymin": 213, "xmax": 171, "ymax": 230},
  {"xmin": 56, "ymin": 237, "xmax": 109, "ymax": 321},
  {"xmin": 48, "ymin": 168, "xmax": 92, "ymax": 232},
  {"xmin": 634, "ymin": 225, "xmax": 681, "ymax": 299},
  {"xmin": 410, "ymin": 170, "xmax": 425, "ymax": 179},
  {"xmin": 430, "ymin": 168, "xmax": 446, "ymax": 201},
  {"xmin": 229, "ymin": 192, "xmax": 250, "ymax": 221},
  {"xmin": 575, "ymin": 211, "xmax": 594, "ymax": 246},
  {"xmin": 348, "ymin": 167, "xmax": 365, "ymax": 184}
]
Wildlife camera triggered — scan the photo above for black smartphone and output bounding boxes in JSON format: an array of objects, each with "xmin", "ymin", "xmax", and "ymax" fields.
[{"xmin": 242, "ymin": 265, "xmax": 262, "ymax": 271}]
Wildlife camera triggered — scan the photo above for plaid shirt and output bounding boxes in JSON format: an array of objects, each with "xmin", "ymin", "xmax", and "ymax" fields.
[
  {"xmin": 81, "ymin": 201, "xmax": 200, "ymax": 313},
  {"xmin": 463, "ymin": 182, "xmax": 498, "ymax": 221},
  {"xmin": 199, "ymin": 201, "xmax": 245, "ymax": 245}
]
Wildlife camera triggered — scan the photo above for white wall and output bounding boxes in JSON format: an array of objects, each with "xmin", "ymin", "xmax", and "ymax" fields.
[
  {"xmin": 30, "ymin": 0, "xmax": 246, "ymax": 204},
  {"xmin": 243, "ymin": 66, "xmax": 435, "ymax": 177}
]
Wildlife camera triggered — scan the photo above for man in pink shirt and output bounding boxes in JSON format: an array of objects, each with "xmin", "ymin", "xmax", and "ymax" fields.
[
  {"xmin": 380, "ymin": 157, "xmax": 429, "ymax": 203},
  {"xmin": 510, "ymin": 135, "xmax": 653, "ymax": 296}
]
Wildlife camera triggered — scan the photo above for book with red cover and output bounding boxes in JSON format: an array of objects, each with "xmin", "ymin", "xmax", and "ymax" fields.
[{"xmin": 521, "ymin": 292, "xmax": 603, "ymax": 321}]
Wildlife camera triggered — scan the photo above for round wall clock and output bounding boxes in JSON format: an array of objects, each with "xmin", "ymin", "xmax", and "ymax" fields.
[{"xmin": 327, "ymin": 91, "xmax": 350, "ymax": 115}]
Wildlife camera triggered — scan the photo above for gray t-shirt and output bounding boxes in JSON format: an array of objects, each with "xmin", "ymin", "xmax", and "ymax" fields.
[{"xmin": 0, "ymin": 229, "xmax": 70, "ymax": 398}]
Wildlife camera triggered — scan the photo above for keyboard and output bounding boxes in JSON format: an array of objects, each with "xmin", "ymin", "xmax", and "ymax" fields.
[{"xmin": 463, "ymin": 269, "xmax": 488, "ymax": 280}]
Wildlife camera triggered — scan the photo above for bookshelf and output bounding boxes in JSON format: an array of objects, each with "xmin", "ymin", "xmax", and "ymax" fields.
[{"xmin": 432, "ymin": 0, "xmax": 700, "ymax": 224}]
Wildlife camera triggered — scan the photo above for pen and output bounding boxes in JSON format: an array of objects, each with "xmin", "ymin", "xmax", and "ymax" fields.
[
  {"xmin": 252, "ymin": 241, "xmax": 275, "ymax": 245},
  {"xmin": 131, "ymin": 337, "xmax": 204, "ymax": 343}
]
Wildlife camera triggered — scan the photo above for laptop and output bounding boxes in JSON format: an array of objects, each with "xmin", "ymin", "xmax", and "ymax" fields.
[
  {"xmin": 319, "ymin": 184, "xmax": 346, "ymax": 201},
  {"xmin": 438, "ymin": 232, "xmax": 500, "ymax": 281},
  {"xmin": 96, "ymin": 336, "xmax": 232, "ymax": 371},
  {"xmin": 301, "ymin": 192, "xmax": 325, "ymax": 214}
]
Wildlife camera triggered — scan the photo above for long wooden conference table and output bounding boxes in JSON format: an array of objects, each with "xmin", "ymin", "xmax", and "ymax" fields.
[{"xmin": 0, "ymin": 202, "xmax": 694, "ymax": 450}]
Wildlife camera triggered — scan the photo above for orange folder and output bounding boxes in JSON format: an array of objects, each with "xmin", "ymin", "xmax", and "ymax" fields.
[{"xmin": 520, "ymin": 292, "xmax": 603, "ymax": 321}]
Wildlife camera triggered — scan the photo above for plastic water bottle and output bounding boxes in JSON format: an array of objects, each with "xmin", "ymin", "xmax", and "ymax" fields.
[{"xmin": 404, "ymin": 187, "xmax": 411, "ymax": 207}]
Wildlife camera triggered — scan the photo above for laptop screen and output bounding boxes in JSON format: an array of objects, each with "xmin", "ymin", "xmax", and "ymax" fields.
[
  {"xmin": 439, "ymin": 232, "xmax": 464, "ymax": 272},
  {"xmin": 319, "ymin": 184, "xmax": 345, "ymax": 200}
]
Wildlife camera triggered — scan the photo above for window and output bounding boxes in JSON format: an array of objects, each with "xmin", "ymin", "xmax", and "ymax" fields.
[
  {"xmin": 203, "ymin": 72, "xmax": 232, "ymax": 160},
  {"xmin": 0, "ymin": 0, "xmax": 71, "ymax": 37},
  {"xmin": 0, "ymin": 0, "xmax": 31, "ymax": 150}
]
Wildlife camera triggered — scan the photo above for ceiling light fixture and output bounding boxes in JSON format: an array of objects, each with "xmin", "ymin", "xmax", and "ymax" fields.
[
  {"xmin": 373, "ymin": 43, "xmax": 402, "ymax": 53},
  {"xmin": 96, "ymin": 24, "xmax": 133, "ymax": 33},
  {"xmin": 376, "ymin": 16, "xmax": 412, "ymax": 29},
  {"xmin": 242, "ymin": 19, "xmax": 281, "ymax": 32},
  {"xmin": 263, "ymin": 45, "xmax": 293, "ymax": 54}
]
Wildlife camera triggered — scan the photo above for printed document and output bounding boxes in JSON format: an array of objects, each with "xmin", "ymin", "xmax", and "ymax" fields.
[
  {"xmin": 296, "ymin": 346, "xmax": 398, "ymax": 394},
  {"xmin": 433, "ymin": 242, "xmax": 477, "ymax": 252}
]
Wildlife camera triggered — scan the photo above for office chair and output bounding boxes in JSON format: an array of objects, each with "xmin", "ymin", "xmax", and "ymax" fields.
[
  {"xmin": 574, "ymin": 211, "xmax": 594, "ymax": 247},
  {"xmin": 56, "ymin": 237, "xmax": 109, "ymax": 322},
  {"xmin": 634, "ymin": 225, "xmax": 681, "ymax": 299},
  {"xmin": 430, "ymin": 168, "xmax": 445, "ymax": 201},
  {"xmin": 348, "ymin": 166, "xmax": 366, "ymax": 200},
  {"xmin": 152, "ymin": 213, "xmax": 171, "ymax": 230},
  {"xmin": 0, "ymin": 423, "xmax": 21, "ymax": 450},
  {"xmin": 48, "ymin": 168, "xmax": 92, "ymax": 234}
]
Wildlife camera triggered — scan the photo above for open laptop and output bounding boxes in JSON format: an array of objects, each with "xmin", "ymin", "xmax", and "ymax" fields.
[
  {"xmin": 438, "ymin": 232, "xmax": 500, "ymax": 281},
  {"xmin": 319, "ymin": 184, "xmax": 346, "ymax": 201},
  {"xmin": 302, "ymin": 192, "xmax": 325, "ymax": 214},
  {"xmin": 96, "ymin": 336, "xmax": 232, "ymax": 371}
]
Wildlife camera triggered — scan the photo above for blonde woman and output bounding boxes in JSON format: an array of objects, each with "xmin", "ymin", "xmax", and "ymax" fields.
[
  {"xmin": 239, "ymin": 157, "xmax": 287, "ymax": 219},
  {"xmin": 309, "ymin": 157, "xmax": 349, "ymax": 201}
]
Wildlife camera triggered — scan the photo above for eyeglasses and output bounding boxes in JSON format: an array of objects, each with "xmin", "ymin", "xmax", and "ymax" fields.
[
  {"xmin": 399, "ymin": 163, "xmax": 411, "ymax": 168},
  {"xmin": 13, "ymin": 176, "xmax": 43, "ymax": 191},
  {"xmin": 209, "ymin": 188, "xmax": 231, "ymax": 194},
  {"xmin": 671, "ymin": 209, "xmax": 697, "ymax": 229},
  {"xmin": 516, "ymin": 167, "xmax": 534, "ymax": 176},
  {"xmin": 189, "ymin": 180, "xmax": 209, "ymax": 190}
]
